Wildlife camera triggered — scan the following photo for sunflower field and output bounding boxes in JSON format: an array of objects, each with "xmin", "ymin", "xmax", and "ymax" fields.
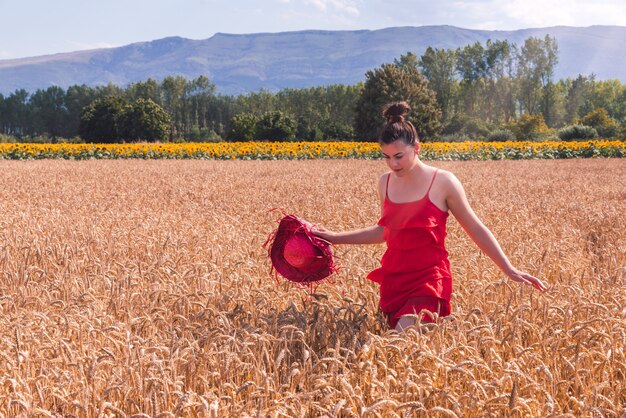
[{"xmin": 0, "ymin": 140, "xmax": 624, "ymax": 160}]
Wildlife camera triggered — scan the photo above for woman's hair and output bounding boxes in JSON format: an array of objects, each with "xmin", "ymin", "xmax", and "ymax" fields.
[{"xmin": 379, "ymin": 101, "xmax": 419, "ymax": 146}]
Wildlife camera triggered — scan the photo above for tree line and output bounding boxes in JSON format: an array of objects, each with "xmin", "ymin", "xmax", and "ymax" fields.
[
  {"xmin": 417, "ymin": 35, "xmax": 625, "ymax": 140},
  {"xmin": 0, "ymin": 35, "xmax": 625, "ymax": 143}
]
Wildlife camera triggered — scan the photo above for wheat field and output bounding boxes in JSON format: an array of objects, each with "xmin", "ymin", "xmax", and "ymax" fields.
[{"xmin": 0, "ymin": 158, "xmax": 624, "ymax": 417}]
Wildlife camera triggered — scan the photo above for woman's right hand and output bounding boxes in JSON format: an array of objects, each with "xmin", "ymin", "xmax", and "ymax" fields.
[{"xmin": 304, "ymin": 221, "xmax": 335, "ymax": 243}]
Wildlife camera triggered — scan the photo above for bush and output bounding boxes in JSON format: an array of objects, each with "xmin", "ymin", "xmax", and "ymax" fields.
[
  {"xmin": 119, "ymin": 99, "xmax": 170, "ymax": 142},
  {"xmin": 463, "ymin": 118, "xmax": 490, "ymax": 139},
  {"xmin": 442, "ymin": 114, "xmax": 489, "ymax": 139},
  {"xmin": 618, "ymin": 119, "xmax": 626, "ymax": 140},
  {"xmin": 20, "ymin": 135, "xmax": 53, "ymax": 143},
  {"xmin": 507, "ymin": 113, "xmax": 551, "ymax": 141},
  {"xmin": 79, "ymin": 96, "xmax": 127, "ymax": 143},
  {"xmin": 58, "ymin": 136, "xmax": 85, "ymax": 144},
  {"xmin": 558, "ymin": 125, "xmax": 599, "ymax": 141},
  {"xmin": 227, "ymin": 113, "xmax": 258, "ymax": 142},
  {"xmin": 0, "ymin": 134, "xmax": 85, "ymax": 144},
  {"xmin": 0, "ymin": 134, "xmax": 16, "ymax": 143},
  {"xmin": 202, "ymin": 130, "xmax": 223, "ymax": 143},
  {"xmin": 486, "ymin": 129, "xmax": 516, "ymax": 142},
  {"xmin": 434, "ymin": 134, "xmax": 472, "ymax": 142},
  {"xmin": 255, "ymin": 111, "xmax": 297, "ymax": 142},
  {"xmin": 321, "ymin": 122, "xmax": 355, "ymax": 141},
  {"xmin": 580, "ymin": 108, "xmax": 619, "ymax": 138},
  {"xmin": 186, "ymin": 127, "xmax": 223, "ymax": 142},
  {"xmin": 80, "ymin": 97, "xmax": 170, "ymax": 143}
]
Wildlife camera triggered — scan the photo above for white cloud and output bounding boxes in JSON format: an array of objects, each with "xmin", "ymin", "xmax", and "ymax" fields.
[
  {"xmin": 272, "ymin": 0, "xmax": 361, "ymax": 30},
  {"xmin": 501, "ymin": 0, "xmax": 582, "ymax": 27},
  {"xmin": 449, "ymin": 0, "xmax": 626, "ymax": 29},
  {"xmin": 66, "ymin": 41, "xmax": 120, "ymax": 52},
  {"xmin": 305, "ymin": 0, "xmax": 360, "ymax": 17}
]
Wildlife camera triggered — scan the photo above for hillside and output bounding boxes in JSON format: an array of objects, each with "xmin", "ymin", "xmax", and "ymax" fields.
[{"xmin": 0, "ymin": 25, "xmax": 624, "ymax": 95}]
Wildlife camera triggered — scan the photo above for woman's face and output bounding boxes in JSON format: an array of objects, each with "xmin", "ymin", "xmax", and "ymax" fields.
[{"xmin": 380, "ymin": 140, "xmax": 419, "ymax": 176}]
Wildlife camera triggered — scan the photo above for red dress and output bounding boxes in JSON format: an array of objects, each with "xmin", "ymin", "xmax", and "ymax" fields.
[{"xmin": 367, "ymin": 169, "xmax": 452, "ymax": 328}]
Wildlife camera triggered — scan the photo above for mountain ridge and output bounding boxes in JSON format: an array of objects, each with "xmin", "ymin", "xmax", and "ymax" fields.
[{"xmin": 1, "ymin": 25, "xmax": 625, "ymax": 95}]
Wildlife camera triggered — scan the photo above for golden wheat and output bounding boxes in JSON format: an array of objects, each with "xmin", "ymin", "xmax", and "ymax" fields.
[{"xmin": 0, "ymin": 158, "xmax": 624, "ymax": 417}]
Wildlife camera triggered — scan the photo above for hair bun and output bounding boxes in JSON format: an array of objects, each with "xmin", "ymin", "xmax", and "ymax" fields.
[{"xmin": 383, "ymin": 101, "xmax": 411, "ymax": 123}]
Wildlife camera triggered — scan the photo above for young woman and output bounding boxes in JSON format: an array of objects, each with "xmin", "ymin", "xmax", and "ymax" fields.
[{"xmin": 311, "ymin": 101, "xmax": 546, "ymax": 332}]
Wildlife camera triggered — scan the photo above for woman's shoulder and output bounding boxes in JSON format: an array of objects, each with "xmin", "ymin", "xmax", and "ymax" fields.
[
  {"xmin": 431, "ymin": 167, "xmax": 463, "ymax": 191},
  {"xmin": 433, "ymin": 167, "xmax": 456, "ymax": 181}
]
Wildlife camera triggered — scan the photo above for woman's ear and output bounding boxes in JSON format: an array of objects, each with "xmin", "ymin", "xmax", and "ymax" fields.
[{"xmin": 415, "ymin": 143, "xmax": 421, "ymax": 156}]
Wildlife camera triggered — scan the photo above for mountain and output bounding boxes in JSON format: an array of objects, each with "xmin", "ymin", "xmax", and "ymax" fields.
[{"xmin": 1, "ymin": 25, "xmax": 625, "ymax": 95}]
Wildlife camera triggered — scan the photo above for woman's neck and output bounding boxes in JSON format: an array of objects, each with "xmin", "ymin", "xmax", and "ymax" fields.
[{"xmin": 402, "ymin": 156, "xmax": 424, "ymax": 178}]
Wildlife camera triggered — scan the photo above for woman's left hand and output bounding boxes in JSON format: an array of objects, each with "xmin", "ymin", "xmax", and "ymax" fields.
[{"xmin": 507, "ymin": 269, "xmax": 547, "ymax": 292}]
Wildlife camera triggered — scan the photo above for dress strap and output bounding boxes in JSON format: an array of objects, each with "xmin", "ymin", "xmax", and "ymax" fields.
[
  {"xmin": 385, "ymin": 173, "xmax": 391, "ymax": 199},
  {"xmin": 426, "ymin": 169, "xmax": 439, "ymax": 195}
]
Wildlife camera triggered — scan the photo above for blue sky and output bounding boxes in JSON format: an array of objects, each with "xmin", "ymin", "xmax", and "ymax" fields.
[{"xmin": 2, "ymin": 0, "xmax": 625, "ymax": 60}]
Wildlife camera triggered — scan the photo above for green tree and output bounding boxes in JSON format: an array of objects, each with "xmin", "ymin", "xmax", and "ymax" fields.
[
  {"xmin": 541, "ymin": 80, "xmax": 568, "ymax": 128},
  {"xmin": 274, "ymin": 84, "xmax": 361, "ymax": 141},
  {"xmin": 126, "ymin": 78, "xmax": 162, "ymax": 104},
  {"xmin": 79, "ymin": 96, "xmax": 127, "ymax": 143},
  {"xmin": 95, "ymin": 83, "xmax": 125, "ymax": 97},
  {"xmin": 206, "ymin": 94, "xmax": 237, "ymax": 138},
  {"xmin": 255, "ymin": 111, "xmax": 297, "ymax": 142},
  {"xmin": 563, "ymin": 75, "xmax": 593, "ymax": 123},
  {"xmin": 484, "ymin": 39, "xmax": 517, "ymax": 123},
  {"xmin": 235, "ymin": 89, "xmax": 276, "ymax": 116},
  {"xmin": 456, "ymin": 42, "xmax": 487, "ymax": 116},
  {"xmin": 161, "ymin": 75, "xmax": 189, "ymax": 137},
  {"xmin": 618, "ymin": 119, "xmax": 626, "ymax": 140},
  {"xmin": 65, "ymin": 85, "xmax": 98, "ymax": 138},
  {"xmin": 0, "ymin": 94, "xmax": 5, "ymax": 135},
  {"xmin": 3, "ymin": 89, "xmax": 31, "ymax": 136},
  {"xmin": 119, "ymin": 99, "xmax": 171, "ymax": 142},
  {"xmin": 321, "ymin": 121, "xmax": 355, "ymax": 141},
  {"xmin": 516, "ymin": 36, "xmax": 558, "ymax": 116},
  {"xmin": 441, "ymin": 113, "xmax": 489, "ymax": 139},
  {"xmin": 186, "ymin": 76, "xmax": 217, "ymax": 138},
  {"xmin": 321, "ymin": 84, "xmax": 362, "ymax": 127},
  {"xmin": 419, "ymin": 47, "xmax": 458, "ymax": 122},
  {"xmin": 275, "ymin": 87, "xmax": 323, "ymax": 141},
  {"xmin": 355, "ymin": 54, "xmax": 442, "ymax": 141},
  {"xmin": 540, "ymin": 81, "xmax": 561, "ymax": 127},
  {"xmin": 227, "ymin": 113, "xmax": 258, "ymax": 141},
  {"xmin": 29, "ymin": 86, "xmax": 68, "ymax": 139},
  {"xmin": 581, "ymin": 79, "xmax": 626, "ymax": 121},
  {"xmin": 394, "ymin": 52, "xmax": 420, "ymax": 70}
]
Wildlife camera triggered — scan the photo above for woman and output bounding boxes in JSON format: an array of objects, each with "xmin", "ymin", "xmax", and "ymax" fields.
[{"xmin": 311, "ymin": 101, "xmax": 546, "ymax": 332}]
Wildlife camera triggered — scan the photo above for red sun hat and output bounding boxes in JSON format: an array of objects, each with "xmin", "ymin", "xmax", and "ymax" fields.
[{"xmin": 265, "ymin": 214, "xmax": 337, "ymax": 284}]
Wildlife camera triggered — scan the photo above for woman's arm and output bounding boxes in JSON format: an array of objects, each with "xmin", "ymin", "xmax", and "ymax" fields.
[
  {"xmin": 313, "ymin": 224, "xmax": 385, "ymax": 245},
  {"xmin": 444, "ymin": 173, "xmax": 547, "ymax": 292}
]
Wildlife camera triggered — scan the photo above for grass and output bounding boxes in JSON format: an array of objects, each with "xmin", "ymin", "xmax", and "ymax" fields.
[{"xmin": 0, "ymin": 158, "xmax": 624, "ymax": 416}]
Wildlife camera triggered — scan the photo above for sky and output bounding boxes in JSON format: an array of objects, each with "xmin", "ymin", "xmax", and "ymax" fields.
[{"xmin": 2, "ymin": 0, "xmax": 626, "ymax": 60}]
